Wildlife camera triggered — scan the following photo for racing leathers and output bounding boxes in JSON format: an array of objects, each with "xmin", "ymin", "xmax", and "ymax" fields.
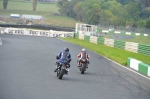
[
  {"xmin": 77, "ymin": 51, "xmax": 90, "ymax": 67},
  {"xmin": 55, "ymin": 50, "xmax": 71, "ymax": 72}
]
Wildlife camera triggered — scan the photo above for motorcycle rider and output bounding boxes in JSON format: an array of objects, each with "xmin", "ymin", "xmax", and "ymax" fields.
[
  {"xmin": 54, "ymin": 47, "xmax": 71, "ymax": 72},
  {"xmin": 77, "ymin": 48, "xmax": 90, "ymax": 68}
]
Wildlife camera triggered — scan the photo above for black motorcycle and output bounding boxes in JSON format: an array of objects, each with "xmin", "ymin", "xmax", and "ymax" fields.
[
  {"xmin": 56, "ymin": 60, "xmax": 69, "ymax": 79},
  {"xmin": 79, "ymin": 58, "xmax": 88, "ymax": 74}
]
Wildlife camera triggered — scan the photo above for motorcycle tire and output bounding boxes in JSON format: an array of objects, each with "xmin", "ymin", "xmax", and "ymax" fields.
[
  {"xmin": 81, "ymin": 63, "xmax": 86, "ymax": 74},
  {"xmin": 58, "ymin": 68, "xmax": 64, "ymax": 79}
]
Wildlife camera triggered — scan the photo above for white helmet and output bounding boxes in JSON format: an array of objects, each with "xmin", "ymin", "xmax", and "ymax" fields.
[{"xmin": 82, "ymin": 48, "xmax": 86, "ymax": 51}]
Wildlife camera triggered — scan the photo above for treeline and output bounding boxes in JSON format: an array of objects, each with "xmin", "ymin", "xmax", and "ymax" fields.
[{"xmin": 58, "ymin": 0, "xmax": 150, "ymax": 28}]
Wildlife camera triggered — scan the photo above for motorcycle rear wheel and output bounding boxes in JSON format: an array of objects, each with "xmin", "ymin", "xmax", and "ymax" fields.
[
  {"xmin": 58, "ymin": 69, "xmax": 64, "ymax": 79},
  {"xmin": 81, "ymin": 63, "xmax": 86, "ymax": 74}
]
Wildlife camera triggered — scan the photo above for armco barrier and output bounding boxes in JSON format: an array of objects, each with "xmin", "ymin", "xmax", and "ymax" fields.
[
  {"xmin": 125, "ymin": 42, "xmax": 138, "ymax": 53},
  {"xmin": 79, "ymin": 34, "xmax": 84, "ymax": 40},
  {"xmin": 138, "ymin": 44, "xmax": 150, "ymax": 56},
  {"xmin": 76, "ymin": 33, "xmax": 150, "ymax": 56},
  {"xmin": 0, "ymin": 27, "xmax": 74, "ymax": 38},
  {"xmin": 104, "ymin": 38, "xmax": 114, "ymax": 47},
  {"xmin": 121, "ymin": 31, "xmax": 126, "ymax": 35},
  {"xmin": 84, "ymin": 35, "xmax": 90, "ymax": 42},
  {"xmin": 90, "ymin": 36, "xmax": 97, "ymax": 44},
  {"xmin": 127, "ymin": 57, "xmax": 150, "ymax": 77},
  {"xmin": 97, "ymin": 29, "xmax": 150, "ymax": 37},
  {"xmin": 114, "ymin": 40, "xmax": 125, "ymax": 49},
  {"xmin": 97, "ymin": 37, "xmax": 104, "ymax": 44},
  {"xmin": 75, "ymin": 33, "xmax": 79, "ymax": 38}
]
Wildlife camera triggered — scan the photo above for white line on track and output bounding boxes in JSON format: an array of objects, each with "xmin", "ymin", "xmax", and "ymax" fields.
[
  {"xmin": 0, "ymin": 38, "xmax": 2, "ymax": 45},
  {"xmin": 58, "ymin": 38, "xmax": 150, "ymax": 80}
]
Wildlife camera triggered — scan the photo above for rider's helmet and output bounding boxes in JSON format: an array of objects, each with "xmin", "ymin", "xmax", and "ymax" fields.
[
  {"xmin": 64, "ymin": 47, "xmax": 69, "ymax": 52},
  {"xmin": 82, "ymin": 48, "xmax": 86, "ymax": 52}
]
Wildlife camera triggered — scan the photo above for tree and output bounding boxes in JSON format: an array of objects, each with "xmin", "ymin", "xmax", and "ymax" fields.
[
  {"xmin": 141, "ymin": 7, "xmax": 150, "ymax": 18},
  {"xmin": 59, "ymin": 1, "xmax": 70, "ymax": 16},
  {"xmin": 137, "ymin": 0, "xmax": 150, "ymax": 8},
  {"xmin": 3, "ymin": 0, "xmax": 9, "ymax": 9},
  {"xmin": 100, "ymin": 10, "xmax": 113, "ymax": 25},
  {"xmin": 125, "ymin": 2, "xmax": 140, "ymax": 21},
  {"xmin": 86, "ymin": 4, "xmax": 101, "ymax": 24},
  {"xmin": 116, "ymin": 0, "xmax": 134, "ymax": 5},
  {"xmin": 73, "ymin": 2, "xmax": 83, "ymax": 21},
  {"xmin": 136, "ymin": 20, "xmax": 146, "ymax": 27},
  {"xmin": 32, "ymin": 0, "xmax": 37, "ymax": 11},
  {"xmin": 57, "ymin": 0, "xmax": 150, "ymax": 28},
  {"xmin": 145, "ymin": 18, "xmax": 150, "ymax": 28}
]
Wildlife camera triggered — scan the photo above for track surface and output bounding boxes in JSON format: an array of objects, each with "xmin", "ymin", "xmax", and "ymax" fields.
[
  {"xmin": 107, "ymin": 34, "xmax": 134, "ymax": 40},
  {"xmin": 0, "ymin": 34, "xmax": 150, "ymax": 99}
]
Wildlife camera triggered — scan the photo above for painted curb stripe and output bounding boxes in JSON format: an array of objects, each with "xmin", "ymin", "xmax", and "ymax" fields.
[
  {"xmin": 0, "ymin": 38, "xmax": 2, "ymax": 45},
  {"xmin": 130, "ymin": 59, "xmax": 141, "ymax": 71},
  {"xmin": 148, "ymin": 67, "xmax": 150, "ymax": 76},
  {"xmin": 138, "ymin": 63, "xmax": 149, "ymax": 75},
  {"xmin": 127, "ymin": 57, "xmax": 132, "ymax": 67},
  {"xmin": 128, "ymin": 57, "xmax": 150, "ymax": 77}
]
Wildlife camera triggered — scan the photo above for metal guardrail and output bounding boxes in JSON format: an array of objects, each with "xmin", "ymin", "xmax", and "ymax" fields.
[{"xmin": 0, "ymin": 27, "xmax": 74, "ymax": 38}]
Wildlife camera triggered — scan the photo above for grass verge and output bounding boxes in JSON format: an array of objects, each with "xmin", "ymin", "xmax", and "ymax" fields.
[
  {"xmin": 124, "ymin": 36, "xmax": 150, "ymax": 45},
  {"xmin": 61, "ymin": 38, "xmax": 150, "ymax": 66},
  {"xmin": 0, "ymin": 1, "xmax": 59, "ymax": 13},
  {"xmin": 0, "ymin": 1, "xmax": 79, "ymax": 27},
  {"xmin": 99, "ymin": 33, "xmax": 150, "ymax": 45}
]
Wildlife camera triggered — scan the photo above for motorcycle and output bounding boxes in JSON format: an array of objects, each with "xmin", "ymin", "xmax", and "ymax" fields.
[
  {"xmin": 56, "ymin": 60, "xmax": 69, "ymax": 79},
  {"xmin": 114, "ymin": 33, "xmax": 118, "ymax": 37},
  {"xmin": 78, "ymin": 58, "xmax": 88, "ymax": 74}
]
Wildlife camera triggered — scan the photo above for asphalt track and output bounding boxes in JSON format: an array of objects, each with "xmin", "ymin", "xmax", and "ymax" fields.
[
  {"xmin": 0, "ymin": 34, "xmax": 150, "ymax": 99},
  {"xmin": 107, "ymin": 34, "xmax": 134, "ymax": 40},
  {"xmin": 96, "ymin": 33, "xmax": 134, "ymax": 40}
]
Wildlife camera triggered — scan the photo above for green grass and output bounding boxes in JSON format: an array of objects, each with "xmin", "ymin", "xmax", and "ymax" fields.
[
  {"xmin": 124, "ymin": 36, "xmax": 150, "ymax": 45},
  {"xmin": 0, "ymin": 1, "xmax": 59, "ymax": 13},
  {"xmin": 0, "ymin": 1, "xmax": 79, "ymax": 27},
  {"xmin": 61, "ymin": 38, "xmax": 150, "ymax": 65},
  {"xmin": 100, "ymin": 33, "xmax": 150, "ymax": 45}
]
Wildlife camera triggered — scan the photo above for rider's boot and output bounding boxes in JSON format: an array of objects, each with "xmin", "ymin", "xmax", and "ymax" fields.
[
  {"xmin": 54, "ymin": 68, "xmax": 57, "ymax": 72},
  {"xmin": 86, "ymin": 64, "xmax": 88, "ymax": 68},
  {"xmin": 77, "ymin": 61, "xmax": 81, "ymax": 67},
  {"xmin": 54, "ymin": 65, "xmax": 58, "ymax": 72}
]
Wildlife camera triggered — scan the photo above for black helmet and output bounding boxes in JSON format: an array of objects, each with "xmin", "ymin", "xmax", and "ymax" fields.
[{"xmin": 64, "ymin": 47, "xmax": 69, "ymax": 52}]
